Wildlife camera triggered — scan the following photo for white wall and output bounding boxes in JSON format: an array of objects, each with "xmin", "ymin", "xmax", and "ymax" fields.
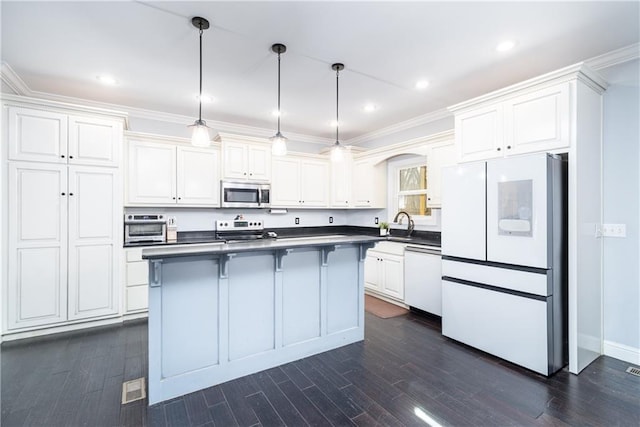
[
  {"xmin": 354, "ymin": 116, "xmax": 454, "ymax": 150},
  {"xmin": 599, "ymin": 59, "xmax": 640, "ymax": 359}
]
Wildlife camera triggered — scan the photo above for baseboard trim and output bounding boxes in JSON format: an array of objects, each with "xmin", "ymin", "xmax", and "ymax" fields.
[
  {"xmin": 1, "ymin": 316, "xmax": 124, "ymax": 342},
  {"xmin": 603, "ymin": 340, "xmax": 640, "ymax": 366}
]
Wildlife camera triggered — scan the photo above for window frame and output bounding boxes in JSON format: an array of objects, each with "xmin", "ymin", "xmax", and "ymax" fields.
[{"xmin": 389, "ymin": 157, "xmax": 436, "ymax": 226}]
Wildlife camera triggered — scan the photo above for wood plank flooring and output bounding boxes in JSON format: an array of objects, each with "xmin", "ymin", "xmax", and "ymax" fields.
[{"xmin": 2, "ymin": 312, "xmax": 639, "ymax": 426}]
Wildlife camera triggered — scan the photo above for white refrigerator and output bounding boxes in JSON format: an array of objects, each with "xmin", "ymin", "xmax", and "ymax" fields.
[{"xmin": 441, "ymin": 152, "xmax": 566, "ymax": 376}]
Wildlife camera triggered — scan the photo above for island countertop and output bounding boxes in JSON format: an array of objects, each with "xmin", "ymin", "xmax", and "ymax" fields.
[{"xmin": 142, "ymin": 234, "xmax": 384, "ymax": 259}]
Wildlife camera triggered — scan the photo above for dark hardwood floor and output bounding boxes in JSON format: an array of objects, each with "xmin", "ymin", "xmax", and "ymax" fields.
[{"xmin": 2, "ymin": 312, "xmax": 639, "ymax": 426}]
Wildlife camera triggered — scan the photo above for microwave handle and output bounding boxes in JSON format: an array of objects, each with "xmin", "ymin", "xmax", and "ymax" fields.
[{"xmin": 258, "ymin": 188, "xmax": 262, "ymax": 206}]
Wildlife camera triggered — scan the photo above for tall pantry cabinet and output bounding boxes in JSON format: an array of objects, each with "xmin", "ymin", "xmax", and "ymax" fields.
[{"xmin": 3, "ymin": 98, "xmax": 125, "ymax": 335}]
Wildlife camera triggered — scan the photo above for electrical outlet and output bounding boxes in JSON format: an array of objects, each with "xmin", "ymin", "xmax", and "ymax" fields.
[
  {"xmin": 295, "ymin": 217, "xmax": 300, "ymax": 225},
  {"xmin": 329, "ymin": 216, "xmax": 333, "ymax": 224},
  {"xmin": 602, "ymin": 223, "xmax": 626, "ymax": 237},
  {"xmin": 374, "ymin": 217, "xmax": 379, "ymax": 225}
]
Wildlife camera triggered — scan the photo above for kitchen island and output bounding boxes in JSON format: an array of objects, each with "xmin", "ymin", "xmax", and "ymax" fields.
[{"xmin": 142, "ymin": 235, "xmax": 381, "ymax": 405}]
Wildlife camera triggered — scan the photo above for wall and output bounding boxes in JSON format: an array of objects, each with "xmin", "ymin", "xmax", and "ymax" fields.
[
  {"xmin": 599, "ymin": 59, "xmax": 640, "ymax": 361},
  {"xmin": 355, "ymin": 116, "xmax": 454, "ymax": 150}
]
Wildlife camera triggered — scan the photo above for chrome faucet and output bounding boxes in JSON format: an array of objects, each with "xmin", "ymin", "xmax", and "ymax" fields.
[{"xmin": 393, "ymin": 210, "xmax": 415, "ymax": 237}]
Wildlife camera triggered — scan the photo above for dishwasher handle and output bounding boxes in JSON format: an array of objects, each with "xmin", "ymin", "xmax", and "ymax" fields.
[{"xmin": 405, "ymin": 245, "xmax": 441, "ymax": 256}]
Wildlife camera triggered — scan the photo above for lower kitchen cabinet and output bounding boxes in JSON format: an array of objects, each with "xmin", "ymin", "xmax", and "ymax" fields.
[
  {"xmin": 364, "ymin": 242, "xmax": 405, "ymax": 301},
  {"xmin": 7, "ymin": 162, "xmax": 120, "ymax": 330},
  {"xmin": 123, "ymin": 247, "xmax": 150, "ymax": 314}
]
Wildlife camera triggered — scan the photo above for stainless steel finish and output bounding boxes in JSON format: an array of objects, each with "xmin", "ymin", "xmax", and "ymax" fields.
[
  {"xmin": 124, "ymin": 213, "xmax": 167, "ymax": 244},
  {"xmin": 220, "ymin": 181, "xmax": 271, "ymax": 208},
  {"xmin": 392, "ymin": 210, "xmax": 415, "ymax": 236}
]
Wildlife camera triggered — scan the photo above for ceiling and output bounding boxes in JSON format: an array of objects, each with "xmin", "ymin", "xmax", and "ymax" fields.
[{"xmin": 2, "ymin": 1, "xmax": 639, "ymax": 143}]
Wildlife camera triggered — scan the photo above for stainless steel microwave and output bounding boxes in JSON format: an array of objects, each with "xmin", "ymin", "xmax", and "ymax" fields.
[
  {"xmin": 124, "ymin": 214, "xmax": 167, "ymax": 244},
  {"xmin": 220, "ymin": 181, "xmax": 270, "ymax": 208}
]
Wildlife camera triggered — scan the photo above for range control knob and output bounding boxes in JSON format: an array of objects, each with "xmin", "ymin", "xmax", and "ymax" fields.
[{"xmin": 128, "ymin": 215, "xmax": 133, "ymax": 220}]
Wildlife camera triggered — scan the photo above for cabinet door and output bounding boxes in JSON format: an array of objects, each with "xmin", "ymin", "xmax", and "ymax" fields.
[
  {"xmin": 222, "ymin": 142, "xmax": 248, "ymax": 179},
  {"xmin": 247, "ymin": 144, "xmax": 271, "ymax": 181},
  {"xmin": 300, "ymin": 159, "xmax": 329, "ymax": 207},
  {"xmin": 456, "ymin": 104, "xmax": 504, "ymax": 162},
  {"xmin": 68, "ymin": 116, "xmax": 122, "ymax": 167},
  {"xmin": 504, "ymin": 83, "xmax": 570, "ymax": 155},
  {"xmin": 8, "ymin": 163, "xmax": 68, "ymax": 329},
  {"xmin": 364, "ymin": 252, "xmax": 382, "ymax": 292},
  {"xmin": 177, "ymin": 146, "xmax": 220, "ymax": 205},
  {"xmin": 67, "ymin": 166, "xmax": 119, "ymax": 320},
  {"xmin": 330, "ymin": 158, "xmax": 352, "ymax": 207},
  {"xmin": 8, "ymin": 107, "xmax": 68, "ymax": 163},
  {"xmin": 352, "ymin": 161, "xmax": 374, "ymax": 207},
  {"xmin": 426, "ymin": 140, "xmax": 456, "ymax": 208},
  {"xmin": 381, "ymin": 254, "xmax": 404, "ymax": 300},
  {"xmin": 271, "ymin": 157, "xmax": 301, "ymax": 206},
  {"xmin": 127, "ymin": 140, "xmax": 176, "ymax": 204}
]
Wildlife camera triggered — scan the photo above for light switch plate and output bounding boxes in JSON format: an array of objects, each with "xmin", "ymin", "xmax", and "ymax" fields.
[{"xmin": 602, "ymin": 223, "xmax": 626, "ymax": 237}]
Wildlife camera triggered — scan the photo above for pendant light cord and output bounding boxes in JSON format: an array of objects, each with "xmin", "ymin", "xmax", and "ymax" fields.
[
  {"xmin": 198, "ymin": 24, "xmax": 203, "ymax": 123},
  {"xmin": 277, "ymin": 52, "xmax": 281, "ymax": 134},
  {"xmin": 335, "ymin": 67, "xmax": 340, "ymax": 143}
]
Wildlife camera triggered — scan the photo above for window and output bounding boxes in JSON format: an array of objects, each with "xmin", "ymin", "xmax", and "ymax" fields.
[{"xmin": 395, "ymin": 161, "xmax": 431, "ymax": 218}]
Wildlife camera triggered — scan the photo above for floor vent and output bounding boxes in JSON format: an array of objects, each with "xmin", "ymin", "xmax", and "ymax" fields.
[
  {"xmin": 626, "ymin": 367, "xmax": 640, "ymax": 377},
  {"xmin": 122, "ymin": 378, "xmax": 146, "ymax": 404}
]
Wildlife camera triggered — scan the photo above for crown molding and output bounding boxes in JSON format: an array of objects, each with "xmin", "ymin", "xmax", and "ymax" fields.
[
  {"xmin": 1, "ymin": 62, "xmax": 32, "ymax": 96},
  {"xmin": 586, "ymin": 43, "xmax": 640, "ymax": 71},
  {"xmin": 345, "ymin": 108, "xmax": 452, "ymax": 146}
]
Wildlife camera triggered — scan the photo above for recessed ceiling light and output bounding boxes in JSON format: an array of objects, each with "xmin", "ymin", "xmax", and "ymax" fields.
[
  {"xmin": 363, "ymin": 104, "xmax": 378, "ymax": 112},
  {"xmin": 496, "ymin": 40, "xmax": 517, "ymax": 52},
  {"xmin": 415, "ymin": 80, "xmax": 430, "ymax": 90},
  {"xmin": 196, "ymin": 94, "xmax": 213, "ymax": 103},
  {"xmin": 96, "ymin": 75, "xmax": 118, "ymax": 86}
]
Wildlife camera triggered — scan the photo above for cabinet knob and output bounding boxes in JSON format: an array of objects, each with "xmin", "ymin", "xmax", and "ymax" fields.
[
  {"xmin": 178, "ymin": 197, "xmax": 181, "ymax": 200},
  {"xmin": 69, "ymin": 193, "xmax": 74, "ymax": 196},
  {"xmin": 69, "ymin": 155, "xmax": 74, "ymax": 159},
  {"xmin": 428, "ymin": 197, "xmax": 431, "ymax": 201},
  {"xmin": 506, "ymin": 145, "xmax": 512, "ymax": 149},
  {"xmin": 244, "ymin": 172, "xmax": 247, "ymax": 176},
  {"xmin": 497, "ymin": 147, "xmax": 501, "ymax": 151},
  {"xmin": 60, "ymin": 155, "xmax": 65, "ymax": 158},
  {"xmin": 249, "ymin": 173, "xmax": 253, "ymax": 176},
  {"xmin": 61, "ymin": 192, "xmax": 66, "ymax": 196},
  {"xmin": 172, "ymin": 197, "xmax": 176, "ymax": 200}
]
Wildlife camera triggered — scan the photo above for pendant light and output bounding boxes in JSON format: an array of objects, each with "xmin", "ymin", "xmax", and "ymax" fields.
[
  {"xmin": 188, "ymin": 17, "xmax": 211, "ymax": 147},
  {"xmin": 270, "ymin": 43, "xmax": 288, "ymax": 156},
  {"xmin": 331, "ymin": 63, "xmax": 346, "ymax": 162}
]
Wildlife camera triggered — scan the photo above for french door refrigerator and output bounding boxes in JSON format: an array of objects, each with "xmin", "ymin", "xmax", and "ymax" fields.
[{"xmin": 441, "ymin": 152, "xmax": 566, "ymax": 376}]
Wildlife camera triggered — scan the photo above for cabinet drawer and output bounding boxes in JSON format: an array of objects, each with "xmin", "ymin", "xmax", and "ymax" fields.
[
  {"xmin": 126, "ymin": 261, "xmax": 148, "ymax": 286},
  {"xmin": 126, "ymin": 285, "xmax": 148, "ymax": 312},
  {"xmin": 372, "ymin": 241, "xmax": 405, "ymax": 256}
]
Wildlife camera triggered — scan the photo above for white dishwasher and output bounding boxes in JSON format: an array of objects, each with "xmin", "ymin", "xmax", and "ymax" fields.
[{"xmin": 404, "ymin": 245, "xmax": 442, "ymax": 316}]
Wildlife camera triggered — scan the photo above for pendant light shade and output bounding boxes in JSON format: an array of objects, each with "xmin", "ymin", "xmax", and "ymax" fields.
[
  {"xmin": 189, "ymin": 17, "xmax": 211, "ymax": 147},
  {"xmin": 331, "ymin": 63, "xmax": 346, "ymax": 162},
  {"xmin": 270, "ymin": 43, "xmax": 288, "ymax": 156}
]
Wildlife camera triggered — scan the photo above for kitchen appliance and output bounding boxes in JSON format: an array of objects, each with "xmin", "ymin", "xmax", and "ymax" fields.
[
  {"xmin": 404, "ymin": 245, "xmax": 442, "ymax": 315},
  {"xmin": 220, "ymin": 181, "xmax": 270, "ymax": 208},
  {"xmin": 441, "ymin": 152, "xmax": 566, "ymax": 376},
  {"xmin": 124, "ymin": 214, "xmax": 167, "ymax": 244},
  {"xmin": 215, "ymin": 219, "xmax": 264, "ymax": 242}
]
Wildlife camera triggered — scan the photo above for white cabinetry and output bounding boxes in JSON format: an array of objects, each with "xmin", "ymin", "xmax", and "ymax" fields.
[
  {"xmin": 126, "ymin": 137, "xmax": 220, "ymax": 206},
  {"xmin": 364, "ymin": 242, "xmax": 405, "ymax": 302},
  {"xmin": 352, "ymin": 160, "xmax": 386, "ymax": 208},
  {"xmin": 452, "ymin": 82, "xmax": 571, "ymax": 163},
  {"xmin": 330, "ymin": 158, "xmax": 352, "ymax": 207},
  {"xmin": 425, "ymin": 139, "xmax": 456, "ymax": 208},
  {"xmin": 8, "ymin": 162, "xmax": 120, "ymax": 329},
  {"xmin": 123, "ymin": 248, "xmax": 150, "ymax": 315},
  {"xmin": 4, "ymin": 99, "xmax": 124, "ymax": 335},
  {"xmin": 216, "ymin": 134, "xmax": 271, "ymax": 181},
  {"xmin": 8, "ymin": 106, "xmax": 122, "ymax": 167},
  {"xmin": 272, "ymin": 155, "xmax": 328, "ymax": 207}
]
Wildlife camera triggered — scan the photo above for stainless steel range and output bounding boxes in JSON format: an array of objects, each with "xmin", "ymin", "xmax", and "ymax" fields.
[{"xmin": 215, "ymin": 219, "xmax": 264, "ymax": 242}]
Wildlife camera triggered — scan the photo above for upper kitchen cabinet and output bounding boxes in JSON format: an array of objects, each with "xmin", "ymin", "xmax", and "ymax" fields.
[
  {"xmin": 216, "ymin": 133, "xmax": 271, "ymax": 181},
  {"xmin": 126, "ymin": 134, "xmax": 220, "ymax": 206},
  {"xmin": 8, "ymin": 105, "xmax": 123, "ymax": 167},
  {"xmin": 272, "ymin": 155, "xmax": 329, "ymax": 207},
  {"xmin": 425, "ymin": 139, "xmax": 456, "ymax": 208},
  {"xmin": 330, "ymin": 154, "xmax": 353, "ymax": 207},
  {"xmin": 449, "ymin": 64, "xmax": 603, "ymax": 163},
  {"xmin": 352, "ymin": 159, "xmax": 386, "ymax": 208}
]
